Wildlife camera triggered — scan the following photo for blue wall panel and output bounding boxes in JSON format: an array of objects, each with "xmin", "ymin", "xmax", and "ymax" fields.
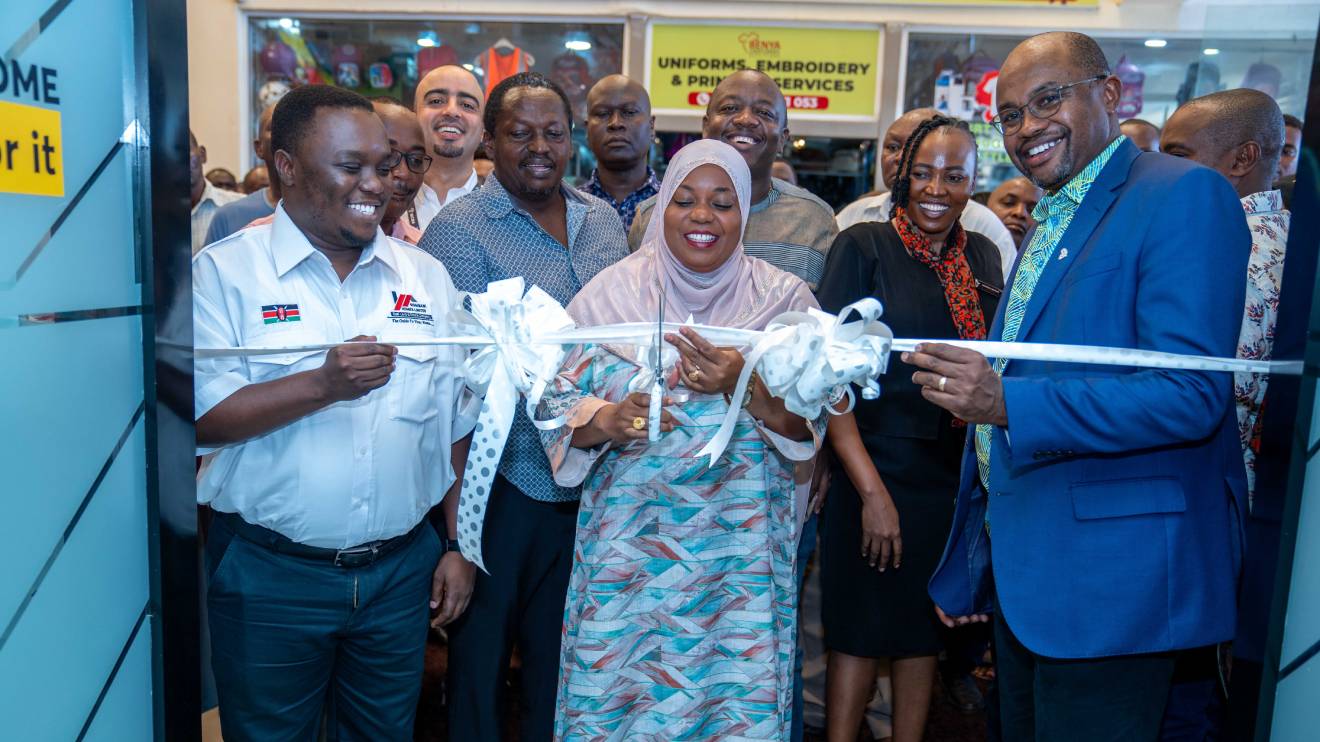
[
  {"xmin": 0, "ymin": 419, "xmax": 147, "ymax": 738},
  {"xmin": 82, "ymin": 616, "xmax": 153, "ymax": 742},
  {"xmin": 0, "ymin": 0, "xmax": 156, "ymax": 738}
]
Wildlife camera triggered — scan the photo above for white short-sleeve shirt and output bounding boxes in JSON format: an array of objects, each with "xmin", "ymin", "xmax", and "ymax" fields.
[
  {"xmin": 193, "ymin": 206, "xmax": 476, "ymax": 548},
  {"xmin": 835, "ymin": 192, "xmax": 1018, "ymax": 281}
]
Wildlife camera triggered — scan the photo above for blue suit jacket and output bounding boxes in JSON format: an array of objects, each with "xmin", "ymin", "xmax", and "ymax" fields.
[{"xmin": 928, "ymin": 139, "xmax": 1251, "ymax": 659}]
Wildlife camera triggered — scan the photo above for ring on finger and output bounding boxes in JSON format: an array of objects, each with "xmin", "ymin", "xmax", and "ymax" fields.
[
  {"xmin": 938, "ymin": 376, "xmax": 948, "ymax": 392},
  {"xmin": 632, "ymin": 416, "xmax": 646, "ymax": 430},
  {"xmin": 688, "ymin": 367, "xmax": 703, "ymax": 382}
]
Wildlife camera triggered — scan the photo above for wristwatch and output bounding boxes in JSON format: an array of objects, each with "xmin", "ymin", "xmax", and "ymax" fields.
[{"xmin": 442, "ymin": 537, "xmax": 462, "ymax": 554}]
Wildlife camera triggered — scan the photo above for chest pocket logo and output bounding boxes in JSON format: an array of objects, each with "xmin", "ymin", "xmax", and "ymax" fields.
[{"xmin": 388, "ymin": 291, "xmax": 435, "ymax": 326}]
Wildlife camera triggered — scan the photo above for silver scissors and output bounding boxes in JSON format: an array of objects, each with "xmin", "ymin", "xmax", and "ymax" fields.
[{"xmin": 648, "ymin": 280, "xmax": 665, "ymax": 443}]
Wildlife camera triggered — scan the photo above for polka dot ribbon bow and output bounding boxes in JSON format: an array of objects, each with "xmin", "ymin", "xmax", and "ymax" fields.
[{"xmin": 449, "ymin": 277, "xmax": 577, "ymax": 572}]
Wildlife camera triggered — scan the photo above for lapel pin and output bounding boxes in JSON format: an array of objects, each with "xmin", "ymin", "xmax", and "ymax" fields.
[{"xmin": 1058, "ymin": 248, "xmax": 1069, "ymax": 261}]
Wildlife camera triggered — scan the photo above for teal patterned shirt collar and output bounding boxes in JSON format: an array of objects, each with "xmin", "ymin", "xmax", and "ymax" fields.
[{"xmin": 1032, "ymin": 135, "xmax": 1128, "ymax": 223}]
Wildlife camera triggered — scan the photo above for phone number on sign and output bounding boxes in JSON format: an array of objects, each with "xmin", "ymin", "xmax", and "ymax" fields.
[{"xmin": 686, "ymin": 92, "xmax": 830, "ymax": 111}]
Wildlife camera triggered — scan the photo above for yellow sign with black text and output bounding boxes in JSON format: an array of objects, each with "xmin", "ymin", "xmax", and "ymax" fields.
[
  {"xmin": 647, "ymin": 24, "xmax": 881, "ymax": 119},
  {"xmin": 0, "ymin": 100, "xmax": 64, "ymax": 197}
]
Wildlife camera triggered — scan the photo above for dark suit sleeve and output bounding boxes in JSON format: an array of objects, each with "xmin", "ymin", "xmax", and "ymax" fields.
[
  {"xmin": 417, "ymin": 217, "xmax": 489, "ymax": 294},
  {"xmin": 815, "ymin": 226, "xmax": 875, "ymax": 314},
  {"xmin": 1000, "ymin": 167, "xmax": 1250, "ymax": 458}
]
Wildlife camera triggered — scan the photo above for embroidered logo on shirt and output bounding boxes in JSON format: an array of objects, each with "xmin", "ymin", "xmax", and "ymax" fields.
[
  {"xmin": 388, "ymin": 291, "xmax": 434, "ymax": 325},
  {"xmin": 261, "ymin": 304, "xmax": 301, "ymax": 324}
]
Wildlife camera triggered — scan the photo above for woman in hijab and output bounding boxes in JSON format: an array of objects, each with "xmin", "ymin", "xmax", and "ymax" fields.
[
  {"xmin": 540, "ymin": 139, "xmax": 824, "ymax": 740},
  {"xmin": 816, "ymin": 115, "xmax": 1002, "ymax": 742}
]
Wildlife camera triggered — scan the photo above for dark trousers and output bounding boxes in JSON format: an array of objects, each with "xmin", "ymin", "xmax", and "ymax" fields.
[
  {"xmin": 995, "ymin": 610, "xmax": 1177, "ymax": 742},
  {"xmin": 206, "ymin": 514, "xmax": 440, "ymax": 742},
  {"xmin": 446, "ymin": 476, "xmax": 578, "ymax": 742}
]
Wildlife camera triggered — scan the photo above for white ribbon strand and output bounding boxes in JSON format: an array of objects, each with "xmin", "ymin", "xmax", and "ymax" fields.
[{"xmin": 196, "ymin": 282, "xmax": 1301, "ymax": 573}]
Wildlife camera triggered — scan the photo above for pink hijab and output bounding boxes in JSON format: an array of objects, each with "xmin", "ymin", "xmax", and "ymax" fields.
[{"xmin": 569, "ymin": 139, "xmax": 815, "ymax": 338}]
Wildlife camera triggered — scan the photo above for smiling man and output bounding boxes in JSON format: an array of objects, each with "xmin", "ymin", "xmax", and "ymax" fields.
[
  {"xmin": 627, "ymin": 70, "xmax": 837, "ymax": 289},
  {"xmin": 418, "ymin": 71, "xmax": 628, "ymax": 742},
  {"xmin": 193, "ymin": 85, "xmax": 476, "ymax": 741},
  {"xmin": 413, "ymin": 64, "xmax": 485, "ymax": 230},
  {"xmin": 911, "ymin": 33, "xmax": 1250, "ymax": 741},
  {"xmin": 836, "ymin": 108, "xmax": 1018, "ymax": 279},
  {"xmin": 371, "ymin": 97, "xmax": 431, "ymax": 244},
  {"xmin": 579, "ymin": 74, "xmax": 658, "ymax": 231}
]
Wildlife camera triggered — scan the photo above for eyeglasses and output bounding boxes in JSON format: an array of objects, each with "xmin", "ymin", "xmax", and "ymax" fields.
[
  {"xmin": 990, "ymin": 75, "xmax": 1107, "ymax": 135},
  {"xmin": 391, "ymin": 149, "xmax": 434, "ymax": 175}
]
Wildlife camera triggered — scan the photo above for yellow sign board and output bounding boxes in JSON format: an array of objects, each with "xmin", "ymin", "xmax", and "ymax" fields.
[
  {"xmin": 648, "ymin": 24, "xmax": 881, "ymax": 120},
  {"xmin": 0, "ymin": 100, "xmax": 64, "ymax": 197}
]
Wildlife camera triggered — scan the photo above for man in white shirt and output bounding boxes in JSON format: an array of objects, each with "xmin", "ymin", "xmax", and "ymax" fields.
[
  {"xmin": 194, "ymin": 85, "xmax": 475, "ymax": 740},
  {"xmin": 413, "ymin": 65, "xmax": 484, "ymax": 230},
  {"xmin": 837, "ymin": 108, "xmax": 1018, "ymax": 279},
  {"xmin": 190, "ymin": 130, "xmax": 242, "ymax": 255}
]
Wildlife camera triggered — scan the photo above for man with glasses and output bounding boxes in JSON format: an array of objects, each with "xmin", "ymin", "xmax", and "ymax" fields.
[
  {"xmin": 910, "ymin": 32, "xmax": 1250, "ymax": 740},
  {"xmin": 195, "ymin": 85, "xmax": 476, "ymax": 740}
]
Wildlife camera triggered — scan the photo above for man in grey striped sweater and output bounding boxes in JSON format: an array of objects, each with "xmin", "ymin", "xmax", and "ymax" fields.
[{"xmin": 628, "ymin": 70, "xmax": 838, "ymax": 289}]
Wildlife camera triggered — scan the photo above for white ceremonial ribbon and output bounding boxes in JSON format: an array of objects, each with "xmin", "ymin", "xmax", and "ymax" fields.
[
  {"xmin": 695, "ymin": 298, "xmax": 894, "ymax": 467},
  {"xmin": 195, "ymin": 284, "xmax": 1304, "ymax": 573},
  {"xmin": 445, "ymin": 277, "xmax": 576, "ymax": 572}
]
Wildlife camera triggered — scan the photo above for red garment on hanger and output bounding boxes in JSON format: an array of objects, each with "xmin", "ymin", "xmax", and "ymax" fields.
[{"xmin": 479, "ymin": 45, "xmax": 531, "ymax": 97}]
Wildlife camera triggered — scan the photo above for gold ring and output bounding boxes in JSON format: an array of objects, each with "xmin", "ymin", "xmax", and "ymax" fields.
[
  {"xmin": 938, "ymin": 376, "xmax": 948, "ymax": 392},
  {"xmin": 689, "ymin": 368, "xmax": 702, "ymax": 381},
  {"xmin": 632, "ymin": 416, "xmax": 646, "ymax": 430}
]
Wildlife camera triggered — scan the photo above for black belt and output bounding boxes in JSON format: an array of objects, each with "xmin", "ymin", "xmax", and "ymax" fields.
[{"xmin": 216, "ymin": 511, "xmax": 424, "ymax": 568}]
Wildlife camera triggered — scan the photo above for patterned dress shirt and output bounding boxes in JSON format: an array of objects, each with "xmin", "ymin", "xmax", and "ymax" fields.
[
  {"xmin": 1235, "ymin": 189, "xmax": 1290, "ymax": 507},
  {"xmin": 976, "ymin": 136, "xmax": 1127, "ymax": 492},
  {"xmin": 579, "ymin": 167, "xmax": 660, "ymax": 232},
  {"xmin": 419, "ymin": 174, "xmax": 629, "ymax": 502}
]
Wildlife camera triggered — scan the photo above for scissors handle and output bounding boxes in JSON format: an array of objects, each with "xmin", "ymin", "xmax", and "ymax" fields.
[{"xmin": 647, "ymin": 378, "xmax": 663, "ymax": 443}]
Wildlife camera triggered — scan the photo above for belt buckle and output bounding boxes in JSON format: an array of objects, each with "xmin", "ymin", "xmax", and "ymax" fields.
[{"xmin": 333, "ymin": 542, "xmax": 379, "ymax": 567}]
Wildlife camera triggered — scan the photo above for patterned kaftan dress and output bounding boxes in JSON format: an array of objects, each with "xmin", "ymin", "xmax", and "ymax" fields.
[{"xmin": 542, "ymin": 343, "xmax": 825, "ymax": 741}]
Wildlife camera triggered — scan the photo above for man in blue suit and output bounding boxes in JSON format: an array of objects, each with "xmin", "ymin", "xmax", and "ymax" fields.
[{"xmin": 904, "ymin": 32, "xmax": 1250, "ymax": 741}]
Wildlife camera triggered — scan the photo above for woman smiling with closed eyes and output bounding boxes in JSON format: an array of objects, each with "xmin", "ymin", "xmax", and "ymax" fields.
[
  {"xmin": 815, "ymin": 115, "xmax": 1003, "ymax": 742},
  {"xmin": 539, "ymin": 139, "xmax": 825, "ymax": 740}
]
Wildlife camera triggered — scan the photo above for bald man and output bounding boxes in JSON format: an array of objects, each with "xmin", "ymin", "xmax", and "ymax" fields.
[
  {"xmin": 920, "ymin": 32, "xmax": 1250, "ymax": 741},
  {"xmin": 413, "ymin": 65, "xmax": 484, "ymax": 229},
  {"xmin": 1163, "ymin": 91, "xmax": 1291, "ymax": 736},
  {"xmin": 579, "ymin": 75, "xmax": 658, "ymax": 231},
  {"xmin": 1120, "ymin": 118, "xmax": 1161, "ymax": 152},
  {"xmin": 985, "ymin": 176, "xmax": 1044, "ymax": 250},
  {"xmin": 627, "ymin": 70, "xmax": 838, "ymax": 288},
  {"xmin": 203, "ymin": 105, "xmax": 280, "ymax": 245},
  {"xmin": 836, "ymin": 108, "xmax": 1018, "ymax": 279}
]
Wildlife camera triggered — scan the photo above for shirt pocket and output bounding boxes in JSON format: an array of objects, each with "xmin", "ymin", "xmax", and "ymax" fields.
[
  {"xmin": 243, "ymin": 327, "xmax": 326, "ymax": 382},
  {"xmin": 391, "ymin": 344, "xmax": 440, "ymax": 424}
]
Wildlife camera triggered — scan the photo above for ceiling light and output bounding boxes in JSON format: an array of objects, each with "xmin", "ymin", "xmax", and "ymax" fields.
[
  {"xmin": 1203, "ymin": 48, "xmax": 1220, "ymax": 56},
  {"xmin": 417, "ymin": 31, "xmax": 439, "ymax": 48},
  {"xmin": 278, "ymin": 17, "xmax": 295, "ymax": 30},
  {"xmin": 1144, "ymin": 39, "xmax": 1168, "ymax": 48},
  {"xmin": 565, "ymin": 40, "xmax": 591, "ymax": 52},
  {"xmin": 462, "ymin": 63, "xmax": 474, "ymax": 71},
  {"xmin": 417, "ymin": 37, "xmax": 437, "ymax": 48}
]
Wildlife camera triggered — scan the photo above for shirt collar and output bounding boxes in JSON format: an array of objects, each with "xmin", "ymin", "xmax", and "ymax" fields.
[
  {"xmin": 750, "ymin": 178, "xmax": 783, "ymax": 215},
  {"xmin": 270, "ymin": 204, "xmax": 400, "ymax": 279},
  {"xmin": 583, "ymin": 167, "xmax": 659, "ymax": 201},
  {"xmin": 193, "ymin": 181, "xmax": 224, "ymax": 212},
  {"xmin": 1241, "ymin": 189, "xmax": 1284, "ymax": 217},
  {"xmin": 482, "ymin": 173, "xmax": 592, "ymax": 220},
  {"xmin": 1033, "ymin": 135, "xmax": 1127, "ymax": 222}
]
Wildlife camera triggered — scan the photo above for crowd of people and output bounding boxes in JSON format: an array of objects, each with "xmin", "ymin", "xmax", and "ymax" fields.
[{"xmin": 190, "ymin": 28, "xmax": 1298, "ymax": 742}]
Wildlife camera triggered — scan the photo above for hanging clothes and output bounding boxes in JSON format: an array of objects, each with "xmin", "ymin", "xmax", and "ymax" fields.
[{"xmin": 478, "ymin": 43, "xmax": 532, "ymax": 97}]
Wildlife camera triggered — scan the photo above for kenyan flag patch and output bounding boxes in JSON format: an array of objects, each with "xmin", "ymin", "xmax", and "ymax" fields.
[{"xmin": 261, "ymin": 304, "xmax": 301, "ymax": 324}]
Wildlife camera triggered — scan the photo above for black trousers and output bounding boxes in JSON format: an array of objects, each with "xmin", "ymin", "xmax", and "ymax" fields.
[
  {"xmin": 446, "ymin": 476, "xmax": 578, "ymax": 742},
  {"xmin": 995, "ymin": 610, "xmax": 1177, "ymax": 742}
]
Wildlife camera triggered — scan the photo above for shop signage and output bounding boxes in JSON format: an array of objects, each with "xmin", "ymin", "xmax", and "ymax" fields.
[
  {"xmin": 0, "ymin": 56, "xmax": 63, "ymax": 197},
  {"xmin": 647, "ymin": 23, "xmax": 881, "ymax": 120}
]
